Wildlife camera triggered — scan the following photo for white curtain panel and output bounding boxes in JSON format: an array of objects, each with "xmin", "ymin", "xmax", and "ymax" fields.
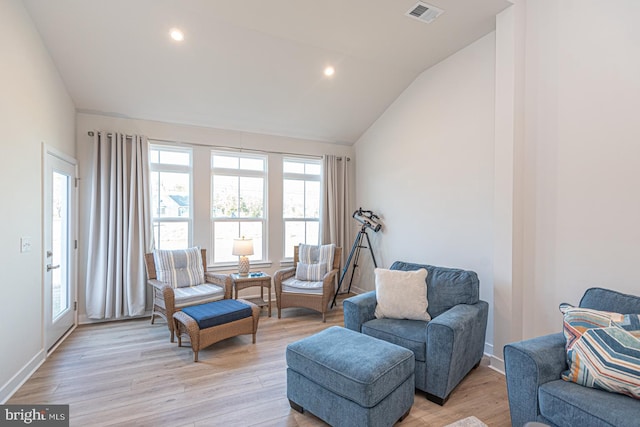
[
  {"xmin": 321, "ymin": 155, "xmax": 350, "ymax": 289},
  {"xmin": 85, "ymin": 131, "xmax": 152, "ymax": 319}
]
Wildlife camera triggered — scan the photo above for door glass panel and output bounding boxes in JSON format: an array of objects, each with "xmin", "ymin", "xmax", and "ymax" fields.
[{"xmin": 52, "ymin": 171, "xmax": 69, "ymax": 319}]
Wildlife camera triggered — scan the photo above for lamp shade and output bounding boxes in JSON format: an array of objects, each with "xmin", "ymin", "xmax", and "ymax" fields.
[{"xmin": 232, "ymin": 238, "xmax": 254, "ymax": 256}]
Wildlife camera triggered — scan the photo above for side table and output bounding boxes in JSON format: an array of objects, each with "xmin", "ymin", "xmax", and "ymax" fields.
[{"xmin": 231, "ymin": 272, "xmax": 272, "ymax": 317}]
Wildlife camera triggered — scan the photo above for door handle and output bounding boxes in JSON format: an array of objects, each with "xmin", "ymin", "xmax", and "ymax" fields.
[{"xmin": 47, "ymin": 264, "xmax": 60, "ymax": 271}]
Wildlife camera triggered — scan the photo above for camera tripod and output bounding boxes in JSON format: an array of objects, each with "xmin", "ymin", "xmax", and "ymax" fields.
[{"xmin": 331, "ymin": 224, "xmax": 378, "ymax": 308}]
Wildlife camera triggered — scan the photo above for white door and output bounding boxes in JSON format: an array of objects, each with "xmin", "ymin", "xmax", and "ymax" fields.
[{"xmin": 44, "ymin": 146, "xmax": 77, "ymax": 351}]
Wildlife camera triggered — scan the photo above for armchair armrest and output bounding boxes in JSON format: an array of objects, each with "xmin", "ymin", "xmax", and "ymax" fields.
[
  {"xmin": 321, "ymin": 268, "xmax": 339, "ymax": 294},
  {"xmin": 273, "ymin": 267, "xmax": 295, "ymax": 296},
  {"xmin": 425, "ymin": 301, "xmax": 489, "ymax": 402},
  {"xmin": 147, "ymin": 279, "xmax": 174, "ymax": 308},
  {"xmin": 205, "ymin": 272, "xmax": 232, "ymax": 299},
  {"xmin": 504, "ymin": 332, "xmax": 567, "ymax": 427},
  {"xmin": 147, "ymin": 278, "xmax": 169, "ymax": 291},
  {"xmin": 343, "ymin": 291, "xmax": 377, "ymax": 332}
]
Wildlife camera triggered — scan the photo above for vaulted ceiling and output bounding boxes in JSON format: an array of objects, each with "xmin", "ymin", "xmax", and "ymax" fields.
[{"xmin": 24, "ymin": 0, "xmax": 511, "ymax": 145}]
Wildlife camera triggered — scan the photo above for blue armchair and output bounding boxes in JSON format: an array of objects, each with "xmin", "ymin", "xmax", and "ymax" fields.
[
  {"xmin": 504, "ymin": 287, "xmax": 640, "ymax": 427},
  {"xmin": 343, "ymin": 261, "xmax": 488, "ymax": 405}
]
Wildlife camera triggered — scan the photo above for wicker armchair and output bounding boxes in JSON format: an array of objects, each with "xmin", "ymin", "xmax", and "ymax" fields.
[
  {"xmin": 273, "ymin": 245, "xmax": 341, "ymax": 322},
  {"xmin": 144, "ymin": 248, "xmax": 232, "ymax": 342}
]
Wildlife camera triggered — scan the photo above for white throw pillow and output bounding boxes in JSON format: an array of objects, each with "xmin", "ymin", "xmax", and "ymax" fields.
[{"xmin": 374, "ymin": 268, "xmax": 430, "ymax": 321}]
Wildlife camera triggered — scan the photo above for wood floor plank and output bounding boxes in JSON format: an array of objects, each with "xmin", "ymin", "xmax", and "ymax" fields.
[{"xmin": 8, "ymin": 297, "xmax": 511, "ymax": 426}]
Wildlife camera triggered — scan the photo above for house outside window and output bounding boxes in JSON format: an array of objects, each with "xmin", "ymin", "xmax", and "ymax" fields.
[
  {"xmin": 149, "ymin": 145, "xmax": 192, "ymax": 249},
  {"xmin": 211, "ymin": 152, "xmax": 267, "ymax": 264},
  {"xmin": 283, "ymin": 157, "xmax": 321, "ymax": 258}
]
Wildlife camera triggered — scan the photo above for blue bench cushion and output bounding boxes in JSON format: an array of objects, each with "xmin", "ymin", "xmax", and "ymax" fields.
[
  {"xmin": 286, "ymin": 326, "xmax": 414, "ymax": 408},
  {"xmin": 181, "ymin": 300, "xmax": 252, "ymax": 329}
]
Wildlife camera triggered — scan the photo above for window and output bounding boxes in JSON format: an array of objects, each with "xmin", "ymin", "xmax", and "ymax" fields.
[
  {"xmin": 150, "ymin": 146, "xmax": 192, "ymax": 250},
  {"xmin": 283, "ymin": 158, "xmax": 321, "ymax": 258},
  {"xmin": 211, "ymin": 152, "xmax": 267, "ymax": 264}
]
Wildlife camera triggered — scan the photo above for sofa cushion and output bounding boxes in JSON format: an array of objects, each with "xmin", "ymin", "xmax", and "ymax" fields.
[
  {"xmin": 174, "ymin": 283, "xmax": 225, "ymax": 307},
  {"xmin": 362, "ymin": 318, "xmax": 428, "ymax": 362},
  {"xmin": 181, "ymin": 299, "xmax": 252, "ymax": 329},
  {"xmin": 561, "ymin": 306, "xmax": 640, "ymax": 399},
  {"xmin": 539, "ymin": 380, "xmax": 640, "ymax": 427},
  {"xmin": 390, "ymin": 261, "xmax": 479, "ymax": 318},
  {"xmin": 153, "ymin": 247, "xmax": 205, "ymax": 288},
  {"xmin": 374, "ymin": 268, "xmax": 430, "ymax": 321},
  {"xmin": 580, "ymin": 287, "xmax": 640, "ymax": 314}
]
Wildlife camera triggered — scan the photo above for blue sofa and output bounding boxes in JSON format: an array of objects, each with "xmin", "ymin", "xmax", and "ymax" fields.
[
  {"xmin": 343, "ymin": 261, "xmax": 488, "ymax": 405},
  {"xmin": 504, "ymin": 287, "xmax": 640, "ymax": 427}
]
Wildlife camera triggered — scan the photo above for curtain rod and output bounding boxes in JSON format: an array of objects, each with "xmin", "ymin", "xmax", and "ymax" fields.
[{"xmin": 87, "ymin": 131, "xmax": 350, "ymax": 161}]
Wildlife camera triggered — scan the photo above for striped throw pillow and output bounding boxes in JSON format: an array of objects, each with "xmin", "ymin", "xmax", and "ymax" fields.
[
  {"xmin": 561, "ymin": 306, "xmax": 640, "ymax": 399},
  {"xmin": 295, "ymin": 262, "xmax": 327, "ymax": 281},
  {"xmin": 153, "ymin": 247, "xmax": 205, "ymax": 288},
  {"xmin": 298, "ymin": 244, "xmax": 335, "ymax": 272}
]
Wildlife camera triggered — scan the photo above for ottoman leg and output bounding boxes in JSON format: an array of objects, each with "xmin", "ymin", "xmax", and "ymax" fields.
[
  {"xmin": 289, "ymin": 399, "xmax": 303, "ymax": 413},
  {"xmin": 194, "ymin": 350, "xmax": 199, "ymax": 363},
  {"xmin": 398, "ymin": 408, "xmax": 411, "ymax": 422}
]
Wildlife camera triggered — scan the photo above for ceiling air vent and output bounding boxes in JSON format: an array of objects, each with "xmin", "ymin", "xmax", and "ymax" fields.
[{"xmin": 405, "ymin": 2, "xmax": 444, "ymax": 24}]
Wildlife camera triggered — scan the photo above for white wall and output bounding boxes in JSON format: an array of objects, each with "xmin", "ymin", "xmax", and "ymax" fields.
[
  {"xmin": 75, "ymin": 113, "xmax": 354, "ymax": 322},
  {"xmin": 353, "ymin": 34, "xmax": 496, "ymax": 350},
  {"xmin": 0, "ymin": 0, "xmax": 76, "ymax": 402},
  {"xmin": 494, "ymin": 0, "xmax": 640, "ymax": 355}
]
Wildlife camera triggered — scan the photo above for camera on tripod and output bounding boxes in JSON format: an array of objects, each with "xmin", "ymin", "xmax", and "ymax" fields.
[{"xmin": 353, "ymin": 208, "xmax": 382, "ymax": 233}]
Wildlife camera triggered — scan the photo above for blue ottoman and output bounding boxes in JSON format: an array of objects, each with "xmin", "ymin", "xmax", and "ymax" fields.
[{"xmin": 286, "ymin": 326, "xmax": 415, "ymax": 427}]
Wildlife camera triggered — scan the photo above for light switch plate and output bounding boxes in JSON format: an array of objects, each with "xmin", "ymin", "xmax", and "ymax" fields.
[{"xmin": 20, "ymin": 237, "xmax": 32, "ymax": 253}]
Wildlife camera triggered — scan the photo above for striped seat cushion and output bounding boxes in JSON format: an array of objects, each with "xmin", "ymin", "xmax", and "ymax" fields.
[
  {"xmin": 174, "ymin": 284, "xmax": 225, "ymax": 307},
  {"xmin": 561, "ymin": 306, "xmax": 640, "ymax": 399},
  {"xmin": 282, "ymin": 277, "xmax": 324, "ymax": 295}
]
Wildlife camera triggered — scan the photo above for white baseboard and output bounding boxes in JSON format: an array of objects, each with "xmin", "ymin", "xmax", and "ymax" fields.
[
  {"xmin": 0, "ymin": 349, "xmax": 46, "ymax": 404},
  {"xmin": 484, "ymin": 342, "xmax": 493, "ymax": 357},
  {"xmin": 78, "ymin": 310, "xmax": 152, "ymax": 325},
  {"xmin": 489, "ymin": 354, "xmax": 505, "ymax": 374},
  {"xmin": 347, "ymin": 285, "xmax": 367, "ymax": 295}
]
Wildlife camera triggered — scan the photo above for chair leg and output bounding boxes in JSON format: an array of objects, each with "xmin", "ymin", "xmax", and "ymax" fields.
[
  {"xmin": 289, "ymin": 400, "xmax": 303, "ymax": 413},
  {"xmin": 425, "ymin": 392, "xmax": 448, "ymax": 406},
  {"xmin": 398, "ymin": 408, "xmax": 411, "ymax": 422}
]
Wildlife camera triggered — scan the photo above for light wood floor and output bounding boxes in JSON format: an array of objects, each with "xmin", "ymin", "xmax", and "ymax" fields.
[{"xmin": 9, "ymin": 296, "xmax": 511, "ymax": 427}]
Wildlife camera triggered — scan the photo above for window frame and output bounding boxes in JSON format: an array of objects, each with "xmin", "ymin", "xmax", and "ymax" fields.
[
  {"xmin": 210, "ymin": 150, "xmax": 268, "ymax": 265},
  {"xmin": 282, "ymin": 156, "xmax": 322, "ymax": 260},
  {"xmin": 149, "ymin": 144, "xmax": 193, "ymax": 250}
]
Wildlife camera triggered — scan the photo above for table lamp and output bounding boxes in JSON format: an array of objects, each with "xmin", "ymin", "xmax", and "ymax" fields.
[{"xmin": 232, "ymin": 237, "xmax": 254, "ymax": 276}]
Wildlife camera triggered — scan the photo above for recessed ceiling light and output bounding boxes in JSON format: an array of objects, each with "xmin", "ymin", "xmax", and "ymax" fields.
[
  {"xmin": 324, "ymin": 66, "xmax": 335, "ymax": 77},
  {"xmin": 170, "ymin": 28, "xmax": 184, "ymax": 42}
]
